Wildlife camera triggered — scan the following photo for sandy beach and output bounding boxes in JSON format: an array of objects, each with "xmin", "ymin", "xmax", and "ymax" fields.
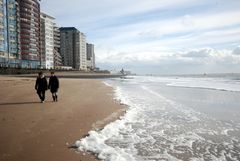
[{"xmin": 0, "ymin": 76, "xmax": 125, "ymax": 161}]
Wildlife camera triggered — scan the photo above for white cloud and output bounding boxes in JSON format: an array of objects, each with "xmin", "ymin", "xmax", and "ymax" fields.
[
  {"xmin": 41, "ymin": 0, "xmax": 205, "ymax": 26},
  {"xmin": 94, "ymin": 9, "xmax": 240, "ymax": 43},
  {"xmin": 232, "ymin": 46, "xmax": 240, "ymax": 55},
  {"xmin": 97, "ymin": 47, "xmax": 239, "ymax": 64},
  {"xmin": 97, "ymin": 47, "xmax": 240, "ymax": 74}
]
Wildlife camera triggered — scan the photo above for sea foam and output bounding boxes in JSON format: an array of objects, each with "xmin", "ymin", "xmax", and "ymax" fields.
[{"xmin": 76, "ymin": 76, "xmax": 240, "ymax": 161}]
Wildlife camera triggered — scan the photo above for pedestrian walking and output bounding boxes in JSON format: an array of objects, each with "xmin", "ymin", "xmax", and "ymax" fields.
[
  {"xmin": 35, "ymin": 71, "xmax": 48, "ymax": 103},
  {"xmin": 48, "ymin": 71, "xmax": 59, "ymax": 102}
]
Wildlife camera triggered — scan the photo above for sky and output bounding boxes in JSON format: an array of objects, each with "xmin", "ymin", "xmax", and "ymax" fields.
[{"xmin": 41, "ymin": 0, "xmax": 240, "ymax": 74}]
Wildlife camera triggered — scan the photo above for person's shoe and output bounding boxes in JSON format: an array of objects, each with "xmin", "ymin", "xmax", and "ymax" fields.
[{"xmin": 41, "ymin": 101, "xmax": 44, "ymax": 103}]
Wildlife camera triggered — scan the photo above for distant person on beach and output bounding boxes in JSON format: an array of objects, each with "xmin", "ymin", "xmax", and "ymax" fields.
[
  {"xmin": 35, "ymin": 71, "xmax": 48, "ymax": 103},
  {"xmin": 120, "ymin": 68, "xmax": 125, "ymax": 75},
  {"xmin": 48, "ymin": 71, "xmax": 59, "ymax": 102}
]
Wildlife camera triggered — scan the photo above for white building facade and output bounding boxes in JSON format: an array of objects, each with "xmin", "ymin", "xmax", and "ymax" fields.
[
  {"xmin": 86, "ymin": 43, "xmax": 95, "ymax": 70},
  {"xmin": 79, "ymin": 32, "xmax": 87, "ymax": 70},
  {"xmin": 40, "ymin": 12, "xmax": 54, "ymax": 69},
  {"xmin": 53, "ymin": 24, "xmax": 62, "ymax": 68}
]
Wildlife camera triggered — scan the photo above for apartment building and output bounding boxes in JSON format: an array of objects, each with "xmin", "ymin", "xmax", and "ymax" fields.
[
  {"xmin": 53, "ymin": 24, "xmax": 62, "ymax": 68},
  {"xmin": 79, "ymin": 32, "xmax": 87, "ymax": 70},
  {"xmin": 60, "ymin": 27, "xmax": 87, "ymax": 70},
  {"xmin": 0, "ymin": 0, "xmax": 20, "ymax": 67},
  {"xmin": 18, "ymin": 0, "xmax": 41, "ymax": 68},
  {"xmin": 86, "ymin": 43, "xmax": 95, "ymax": 70},
  {"xmin": 40, "ymin": 12, "xmax": 54, "ymax": 69}
]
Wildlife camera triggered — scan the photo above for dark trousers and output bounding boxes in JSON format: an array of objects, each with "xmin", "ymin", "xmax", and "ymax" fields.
[{"xmin": 37, "ymin": 90, "xmax": 45, "ymax": 101}]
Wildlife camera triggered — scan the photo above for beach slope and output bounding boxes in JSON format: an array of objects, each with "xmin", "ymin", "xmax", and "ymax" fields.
[{"xmin": 0, "ymin": 76, "xmax": 124, "ymax": 161}]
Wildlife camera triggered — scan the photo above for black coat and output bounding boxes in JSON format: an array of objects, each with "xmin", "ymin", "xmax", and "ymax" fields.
[
  {"xmin": 48, "ymin": 76, "xmax": 59, "ymax": 93},
  {"xmin": 35, "ymin": 76, "xmax": 48, "ymax": 91}
]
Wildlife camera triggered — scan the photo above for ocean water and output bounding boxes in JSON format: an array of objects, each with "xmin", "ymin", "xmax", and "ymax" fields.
[{"xmin": 76, "ymin": 75, "xmax": 240, "ymax": 161}]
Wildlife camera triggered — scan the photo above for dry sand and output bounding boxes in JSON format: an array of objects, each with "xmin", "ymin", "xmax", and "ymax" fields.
[{"xmin": 0, "ymin": 76, "xmax": 125, "ymax": 161}]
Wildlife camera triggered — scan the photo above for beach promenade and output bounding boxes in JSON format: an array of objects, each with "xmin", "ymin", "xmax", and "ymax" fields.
[{"xmin": 0, "ymin": 76, "xmax": 125, "ymax": 161}]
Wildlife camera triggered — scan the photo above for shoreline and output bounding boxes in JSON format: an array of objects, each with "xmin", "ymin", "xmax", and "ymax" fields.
[
  {"xmin": 5, "ymin": 71, "xmax": 123, "ymax": 79},
  {"xmin": 0, "ymin": 76, "xmax": 126, "ymax": 161}
]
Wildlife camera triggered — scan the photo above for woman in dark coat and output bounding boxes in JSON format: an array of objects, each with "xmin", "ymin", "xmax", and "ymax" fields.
[
  {"xmin": 48, "ymin": 71, "xmax": 59, "ymax": 102},
  {"xmin": 35, "ymin": 71, "xmax": 48, "ymax": 103}
]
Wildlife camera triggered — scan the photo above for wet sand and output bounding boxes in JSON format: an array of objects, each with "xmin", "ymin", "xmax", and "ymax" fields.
[{"xmin": 0, "ymin": 76, "xmax": 125, "ymax": 161}]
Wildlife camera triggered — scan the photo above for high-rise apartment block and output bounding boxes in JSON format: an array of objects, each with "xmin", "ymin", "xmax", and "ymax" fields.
[
  {"xmin": 79, "ymin": 32, "xmax": 87, "ymax": 70},
  {"xmin": 86, "ymin": 43, "xmax": 95, "ymax": 70},
  {"xmin": 40, "ymin": 12, "xmax": 54, "ymax": 69},
  {"xmin": 0, "ymin": 0, "xmax": 20, "ymax": 67},
  {"xmin": 53, "ymin": 24, "xmax": 62, "ymax": 68},
  {"xmin": 18, "ymin": 0, "xmax": 41, "ymax": 68},
  {"xmin": 60, "ymin": 27, "xmax": 87, "ymax": 70},
  {"xmin": 0, "ymin": 0, "xmax": 41, "ymax": 68}
]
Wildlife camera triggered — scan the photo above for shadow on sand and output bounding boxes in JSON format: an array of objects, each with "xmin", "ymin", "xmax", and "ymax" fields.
[{"xmin": 0, "ymin": 102, "xmax": 40, "ymax": 106}]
